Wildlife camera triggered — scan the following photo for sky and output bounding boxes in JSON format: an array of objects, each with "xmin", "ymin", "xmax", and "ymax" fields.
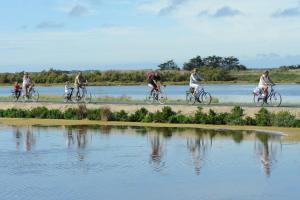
[{"xmin": 0, "ymin": 0, "xmax": 300, "ymax": 72}]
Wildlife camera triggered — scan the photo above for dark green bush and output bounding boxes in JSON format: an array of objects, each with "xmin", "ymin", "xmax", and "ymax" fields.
[
  {"xmin": 226, "ymin": 106, "xmax": 245, "ymax": 125},
  {"xmin": 255, "ymin": 108, "xmax": 272, "ymax": 126},
  {"xmin": 129, "ymin": 108, "xmax": 148, "ymax": 122},
  {"xmin": 194, "ymin": 107, "xmax": 208, "ymax": 124},
  {"xmin": 113, "ymin": 110, "xmax": 129, "ymax": 121},
  {"xmin": 271, "ymin": 111, "xmax": 296, "ymax": 127},
  {"xmin": 64, "ymin": 108, "xmax": 77, "ymax": 119},
  {"xmin": 87, "ymin": 109, "xmax": 101, "ymax": 120},
  {"xmin": 100, "ymin": 107, "xmax": 113, "ymax": 121}
]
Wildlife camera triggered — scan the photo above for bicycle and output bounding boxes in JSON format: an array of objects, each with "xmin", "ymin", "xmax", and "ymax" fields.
[
  {"xmin": 253, "ymin": 85, "xmax": 282, "ymax": 107},
  {"xmin": 74, "ymin": 84, "xmax": 92, "ymax": 103},
  {"xmin": 63, "ymin": 87, "xmax": 75, "ymax": 103},
  {"xmin": 186, "ymin": 87, "xmax": 212, "ymax": 105},
  {"xmin": 22, "ymin": 85, "xmax": 39, "ymax": 102},
  {"xmin": 10, "ymin": 90, "xmax": 22, "ymax": 102},
  {"xmin": 145, "ymin": 85, "xmax": 167, "ymax": 105}
]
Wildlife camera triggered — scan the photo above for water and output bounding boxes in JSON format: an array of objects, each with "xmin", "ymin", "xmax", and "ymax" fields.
[
  {"xmin": 0, "ymin": 125, "xmax": 300, "ymax": 200},
  {"xmin": 0, "ymin": 84, "xmax": 300, "ymax": 103}
]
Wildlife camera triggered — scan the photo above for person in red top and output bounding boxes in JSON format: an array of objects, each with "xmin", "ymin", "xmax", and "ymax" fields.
[{"xmin": 13, "ymin": 81, "xmax": 22, "ymax": 99}]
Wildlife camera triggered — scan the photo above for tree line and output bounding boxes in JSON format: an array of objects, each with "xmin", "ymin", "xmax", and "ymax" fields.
[{"xmin": 0, "ymin": 55, "xmax": 250, "ymax": 84}]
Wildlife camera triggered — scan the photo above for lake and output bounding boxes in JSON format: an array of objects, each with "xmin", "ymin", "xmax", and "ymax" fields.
[
  {"xmin": 0, "ymin": 84, "xmax": 299, "ymax": 103},
  {"xmin": 0, "ymin": 125, "xmax": 299, "ymax": 200}
]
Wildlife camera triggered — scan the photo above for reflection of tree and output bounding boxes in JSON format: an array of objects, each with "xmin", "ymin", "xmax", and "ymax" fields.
[
  {"xmin": 65, "ymin": 128, "xmax": 74, "ymax": 148},
  {"xmin": 255, "ymin": 134, "xmax": 281, "ymax": 177},
  {"xmin": 187, "ymin": 134, "xmax": 210, "ymax": 175},
  {"xmin": 149, "ymin": 134, "xmax": 165, "ymax": 171},
  {"xmin": 24, "ymin": 127, "xmax": 35, "ymax": 151}
]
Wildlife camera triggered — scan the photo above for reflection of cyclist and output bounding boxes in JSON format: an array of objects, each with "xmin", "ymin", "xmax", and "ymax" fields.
[
  {"xmin": 258, "ymin": 70, "xmax": 275, "ymax": 101},
  {"xmin": 190, "ymin": 68, "xmax": 203, "ymax": 96},
  {"xmin": 74, "ymin": 72, "xmax": 87, "ymax": 98},
  {"xmin": 23, "ymin": 72, "xmax": 32, "ymax": 97},
  {"xmin": 147, "ymin": 71, "xmax": 162, "ymax": 96},
  {"xmin": 13, "ymin": 81, "xmax": 22, "ymax": 99}
]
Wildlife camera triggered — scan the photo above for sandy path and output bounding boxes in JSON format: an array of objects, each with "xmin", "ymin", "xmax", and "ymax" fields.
[{"xmin": 0, "ymin": 102, "xmax": 299, "ymax": 118}]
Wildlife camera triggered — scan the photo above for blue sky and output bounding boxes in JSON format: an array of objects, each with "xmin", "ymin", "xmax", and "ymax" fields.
[{"xmin": 0, "ymin": 0, "xmax": 300, "ymax": 72}]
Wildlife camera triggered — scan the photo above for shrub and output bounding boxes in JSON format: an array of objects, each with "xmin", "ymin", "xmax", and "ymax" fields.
[
  {"xmin": 76, "ymin": 104, "xmax": 87, "ymax": 120},
  {"xmin": 271, "ymin": 111, "xmax": 296, "ymax": 127},
  {"xmin": 245, "ymin": 116, "xmax": 256, "ymax": 126},
  {"xmin": 255, "ymin": 108, "xmax": 272, "ymax": 126},
  {"xmin": 194, "ymin": 107, "xmax": 208, "ymax": 124},
  {"xmin": 142, "ymin": 113, "xmax": 154, "ymax": 123},
  {"xmin": 29, "ymin": 107, "xmax": 49, "ymax": 118},
  {"xmin": 168, "ymin": 114, "xmax": 193, "ymax": 124},
  {"xmin": 226, "ymin": 106, "xmax": 245, "ymax": 125},
  {"xmin": 87, "ymin": 109, "xmax": 101, "ymax": 120},
  {"xmin": 100, "ymin": 107, "xmax": 113, "ymax": 121},
  {"xmin": 64, "ymin": 108, "xmax": 78, "ymax": 119},
  {"xmin": 129, "ymin": 108, "xmax": 148, "ymax": 122},
  {"xmin": 113, "ymin": 110, "xmax": 129, "ymax": 121},
  {"xmin": 47, "ymin": 109, "xmax": 64, "ymax": 119}
]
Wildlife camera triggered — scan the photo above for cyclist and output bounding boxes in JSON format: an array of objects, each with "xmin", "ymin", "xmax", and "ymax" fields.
[
  {"xmin": 13, "ymin": 81, "xmax": 22, "ymax": 99},
  {"xmin": 189, "ymin": 68, "xmax": 203, "ymax": 97},
  {"xmin": 64, "ymin": 81, "xmax": 74, "ymax": 100},
  {"xmin": 258, "ymin": 70, "xmax": 275, "ymax": 102},
  {"xmin": 22, "ymin": 72, "xmax": 32, "ymax": 98},
  {"xmin": 74, "ymin": 72, "xmax": 87, "ymax": 98},
  {"xmin": 147, "ymin": 70, "xmax": 162, "ymax": 97}
]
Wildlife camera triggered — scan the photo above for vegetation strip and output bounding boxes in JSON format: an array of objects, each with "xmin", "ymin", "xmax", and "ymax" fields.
[{"xmin": 0, "ymin": 105, "xmax": 299, "ymax": 128}]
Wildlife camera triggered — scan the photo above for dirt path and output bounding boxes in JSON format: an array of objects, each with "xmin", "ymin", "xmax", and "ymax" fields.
[{"xmin": 1, "ymin": 102, "xmax": 300, "ymax": 117}]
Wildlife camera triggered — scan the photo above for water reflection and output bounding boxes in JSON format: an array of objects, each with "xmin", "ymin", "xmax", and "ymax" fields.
[
  {"xmin": 13, "ymin": 127, "xmax": 36, "ymax": 151},
  {"xmin": 186, "ymin": 134, "xmax": 211, "ymax": 175},
  {"xmin": 10, "ymin": 125, "xmax": 283, "ymax": 177},
  {"xmin": 149, "ymin": 134, "xmax": 165, "ymax": 171},
  {"xmin": 64, "ymin": 126, "xmax": 89, "ymax": 161},
  {"xmin": 255, "ymin": 134, "xmax": 281, "ymax": 177}
]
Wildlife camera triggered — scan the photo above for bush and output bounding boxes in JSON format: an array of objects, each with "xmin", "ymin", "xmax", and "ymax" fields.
[
  {"xmin": 113, "ymin": 110, "xmax": 129, "ymax": 121},
  {"xmin": 194, "ymin": 107, "xmax": 208, "ymax": 124},
  {"xmin": 168, "ymin": 114, "xmax": 193, "ymax": 124},
  {"xmin": 76, "ymin": 104, "xmax": 87, "ymax": 120},
  {"xmin": 255, "ymin": 108, "xmax": 272, "ymax": 126},
  {"xmin": 129, "ymin": 108, "xmax": 148, "ymax": 122},
  {"xmin": 30, "ymin": 107, "xmax": 49, "ymax": 118},
  {"xmin": 225, "ymin": 106, "xmax": 245, "ymax": 125},
  {"xmin": 87, "ymin": 109, "xmax": 101, "ymax": 120},
  {"xmin": 100, "ymin": 107, "xmax": 113, "ymax": 121},
  {"xmin": 64, "ymin": 108, "xmax": 78, "ymax": 119},
  {"xmin": 271, "ymin": 111, "xmax": 296, "ymax": 127}
]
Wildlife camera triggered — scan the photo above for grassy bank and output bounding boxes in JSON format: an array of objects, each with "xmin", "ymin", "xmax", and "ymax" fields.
[{"xmin": 0, "ymin": 105, "xmax": 299, "ymax": 128}]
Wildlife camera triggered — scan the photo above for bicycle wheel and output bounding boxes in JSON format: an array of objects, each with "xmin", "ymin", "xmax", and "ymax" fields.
[
  {"xmin": 145, "ymin": 94, "xmax": 154, "ymax": 104},
  {"xmin": 9, "ymin": 93, "xmax": 18, "ymax": 102},
  {"xmin": 253, "ymin": 95, "xmax": 264, "ymax": 107},
  {"xmin": 186, "ymin": 92, "xmax": 196, "ymax": 105},
  {"xmin": 269, "ymin": 92, "xmax": 282, "ymax": 107},
  {"xmin": 31, "ymin": 90, "xmax": 39, "ymax": 102},
  {"xmin": 201, "ymin": 92, "xmax": 212, "ymax": 105},
  {"xmin": 158, "ymin": 92, "xmax": 167, "ymax": 105},
  {"xmin": 83, "ymin": 91, "xmax": 92, "ymax": 103}
]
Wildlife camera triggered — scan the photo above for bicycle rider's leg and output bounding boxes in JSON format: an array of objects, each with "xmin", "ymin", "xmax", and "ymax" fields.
[
  {"xmin": 262, "ymin": 86, "xmax": 268, "ymax": 101},
  {"xmin": 190, "ymin": 83, "xmax": 199, "ymax": 96},
  {"xmin": 76, "ymin": 85, "xmax": 80, "ymax": 98},
  {"xmin": 148, "ymin": 83, "xmax": 154, "ymax": 96}
]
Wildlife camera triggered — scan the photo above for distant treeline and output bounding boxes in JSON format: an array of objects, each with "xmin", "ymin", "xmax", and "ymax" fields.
[
  {"xmin": 0, "ymin": 55, "xmax": 299, "ymax": 84},
  {"xmin": 0, "ymin": 55, "xmax": 247, "ymax": 84}
]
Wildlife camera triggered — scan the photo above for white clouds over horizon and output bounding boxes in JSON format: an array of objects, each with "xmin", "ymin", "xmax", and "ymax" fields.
[{"xmin": 0, "ymin": 0, "xmax": 299, "ymax": 71}]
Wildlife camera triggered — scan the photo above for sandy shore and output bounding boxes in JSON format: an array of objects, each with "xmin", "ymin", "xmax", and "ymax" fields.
[{"xmin": 0, "ymin": 102, "xmax": 299, "ymax": 118}]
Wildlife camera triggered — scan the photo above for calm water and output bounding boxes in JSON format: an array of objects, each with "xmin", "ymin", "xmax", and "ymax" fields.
[
  {"xmin": 0, "ymin": 84, "xmax": 300, "ymax": 103},
  {"xmin": 0, "ymin": 125, "xmax": 300, "ymax": 200}
]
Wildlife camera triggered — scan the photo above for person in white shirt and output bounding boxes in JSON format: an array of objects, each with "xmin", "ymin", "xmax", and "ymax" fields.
[
  {"xmin": 64, "ymin": 81, "xmax": 74, "ymax": 100},
  {"xmin": 189, "ymin": 68, "xmax": 203, "ymax": 96},
  {"xmin": 258, "ymin": 70, "xmax": 275, "ymax": 101},
  {"xmin": 22, "ymin": 72, "xmax": 32, "ymax": 97}
]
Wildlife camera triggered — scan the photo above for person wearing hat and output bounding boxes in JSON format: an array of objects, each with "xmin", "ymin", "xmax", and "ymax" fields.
[
  {"xmin": 258, "ymin": 70, "xmax": 275, "ymax": 101},
  {"xmin": 190, "ymin": 68, "xmax": 203, "ymax": 97},
  {"xmin": 22, "ymin": 72, "xmax": 32, "ymax": 98}
]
